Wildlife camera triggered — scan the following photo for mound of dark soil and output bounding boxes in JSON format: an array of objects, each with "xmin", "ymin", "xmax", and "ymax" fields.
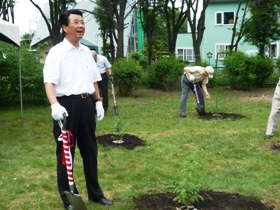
[
  {"xmin": 199, "ymin": 112, "xmax": 246, "ymax": 120},
  {"xmin": 134, "ymin": 190, "xmax": 274, "ymax": 210},
  {"xmin": 270, "ymin": 140, "xmax": 280, "ymax": 151},
  {"xmin": 97, "ymin": 133, "xmax": 145, "ymax": 150}
]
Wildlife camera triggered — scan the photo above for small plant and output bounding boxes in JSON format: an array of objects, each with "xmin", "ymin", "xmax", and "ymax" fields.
[
  {"xmin": 111, "ymin": 114, "xmax": 125, "ymax": 144},
  {"xmin": 164, "ymin": 149, "xmax": 204, "ymax": 207}
]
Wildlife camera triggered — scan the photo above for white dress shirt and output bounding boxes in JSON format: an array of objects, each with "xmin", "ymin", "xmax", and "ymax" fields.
[
  {"xmin": 43, "ymin": 39, "xmax": 102, "ymax": 97},
  {"xmin": 95, "ymin": 54, "xmax": 112, "ymax": 74}
]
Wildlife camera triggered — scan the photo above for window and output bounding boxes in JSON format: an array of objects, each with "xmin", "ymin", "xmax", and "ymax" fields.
[
  {"xmin": 270, "ymin": 43, "xmax": 278, "ymax": 58},
  {"xmin": 177, "ymin": 48, "xmax": 194, "ymax": 62},
  {"xmin": 216, "ymin": 12, "xmax": 234, "ymax": 25},
  {"xmin": 216, "ymin": 44, "xmax": 230, "ymax": 60}
]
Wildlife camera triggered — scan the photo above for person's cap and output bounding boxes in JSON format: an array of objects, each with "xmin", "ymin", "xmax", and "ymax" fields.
[
  {"xmin": 205, "ymin": 66, "xmax": 214, "ymax": 78},
  {"xmin": 91, "ymin": 50, "xmax": 97, "ymax": 56}
]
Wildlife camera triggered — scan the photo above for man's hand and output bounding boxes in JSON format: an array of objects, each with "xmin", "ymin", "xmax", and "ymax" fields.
[
  {"xmin": 109, "ymin": 74, "xmax": 113, "ymax": 82},
  {"xmin": 51, "ymin": 103, "xmax": 68, "ymax": 120},
  {"xmin": 205, "ymin": 92, "xmax": 210, "ymax": 99},
  {"xmin": 95, "ymin": 101, "xmax": 104, "ymax": 121},
  {"xmin": 189, "ymin": 74, "xmax": 195, "ymax": 82}
]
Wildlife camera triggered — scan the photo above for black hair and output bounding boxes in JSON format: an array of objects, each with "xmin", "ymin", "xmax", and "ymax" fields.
[{"xmin": 60, "ymin": 9, "xmax": 83, "ymax": 27}]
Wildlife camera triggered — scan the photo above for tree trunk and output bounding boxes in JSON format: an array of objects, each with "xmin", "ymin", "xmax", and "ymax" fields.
[
  {"xmin": 116, "ymin": 28, "xmax": 124, "ymax": 58},
  {"xmin": 164, "ymin": 0, "xmax": 188, "ymax": 54},
  {"xmin": 147, "ymin": 32, "xmax": 153, "ymax": 65},
  {"xmin": 186, "ymin": 0, "xmax": 209, "ymax": 64}
]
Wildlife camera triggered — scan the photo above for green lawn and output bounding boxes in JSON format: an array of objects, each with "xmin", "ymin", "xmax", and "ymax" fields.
[{"xmin": 0, "ymin": 87, "xmax": 279, "ymax": 210}]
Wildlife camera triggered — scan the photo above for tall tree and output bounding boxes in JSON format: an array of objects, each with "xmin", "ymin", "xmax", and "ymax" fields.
[
  {"xmin": 90, "ymin": 0, "xmax": 137, "ymax": 59},
  {"xmin": 243, "ymin": 0, "xmax": 280, "ymax": 57},
  {"xmin": 164, "ymin": 0, "xmax": 189, "ymax": 54},
  {"xmin": 0, "ymin": 0, "xmax": 15, "ymax": 22},
  {"xmin": 30, "ymin": 0, "xmax": 76, "ymax": 46},
  {"xmin": 186, "ymin": 0, "xmax": 210, "ymax": 64},
  {"xmin": 139, "ymin": 0, "xmax": 162, "ymax": 65},
  {"xmin": 91, "ymin": 0, "xmax": 110, "ymax": 57},
  {"xmin": 91, "ymin": 0, "xmax": 116, "ymax": 60},
  {"xmin": 228, "ymin": 0, "xmax": 250, "ymax": 52}
]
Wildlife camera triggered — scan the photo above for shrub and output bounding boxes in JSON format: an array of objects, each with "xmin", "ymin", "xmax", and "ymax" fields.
[
  {"xmin": 128, "ymin": 51, "xmax": 142, "ymax": 61},
  {"xmin": 207, "ymin": 68, "xmax": 229, "ymax": 88},
  {"xmin": 112, "ymin": 59, "xmax": 143, "ymax": 97},
  {"xmin": 223, "ymin": 51, "xmax": 274, "ymax": 90},
  {"xmin": 146, "ymin": 56, "xmax": 185, "ymax": 91},
  {"xmin": 0, "ymin": 43, "xmax": 44, "ymax": 105},
  {"xmin": 139, "ymin": 58, "xmax": 148, "ymax": 71}
]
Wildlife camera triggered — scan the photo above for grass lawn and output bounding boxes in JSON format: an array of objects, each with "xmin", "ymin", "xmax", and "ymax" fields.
[{"xmin": 0, "ymin": 86, "xmax": 279, "ymax": 210}]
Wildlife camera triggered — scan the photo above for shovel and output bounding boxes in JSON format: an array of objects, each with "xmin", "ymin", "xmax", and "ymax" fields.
[
  {"xmin": 58, "ymin": 115, "xmax": 87, "ymax": 210},
  {"xmin": 193, "ymin": 81, "xmax": 206, "ymax": 115},
  {"xmin": 111, "ymin": 81, "xmax": 118, "ymax": 116}
]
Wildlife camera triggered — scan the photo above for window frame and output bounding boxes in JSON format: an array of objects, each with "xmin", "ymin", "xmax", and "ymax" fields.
[
  {"xmin": 270, "ymin": 43, "xmax": 278, "ymax": 59},
  {"xmin": 176, "ymin": 48, "xmax": 195, "ymax": 62},
  {"xmin": 215, "ymin": 11, "xmax": 235, "ymax": 25},
  {"xmin": 215, "ymin": 44, "xmax": 231, "ymax": 60}
]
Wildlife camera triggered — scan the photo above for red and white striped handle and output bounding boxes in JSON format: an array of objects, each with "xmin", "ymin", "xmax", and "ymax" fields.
[{"xmin": 62, "ymin": 130, "xmax": 74, "ymax": 186}]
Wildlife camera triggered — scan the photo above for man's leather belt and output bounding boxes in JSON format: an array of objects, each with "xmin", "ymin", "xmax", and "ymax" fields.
[{"xmin": 58, "ymin": 93, "xmax": 91, "ymax": 99}]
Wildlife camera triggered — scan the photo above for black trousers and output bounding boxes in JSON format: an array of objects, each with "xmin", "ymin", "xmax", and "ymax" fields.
[
  {"xmin": 53, "ymin": 96, "xmax": 104, "ymax": 207},
  {"xmin": 97, "ymin": 73, "xmax": 109, "ymax": 113}
]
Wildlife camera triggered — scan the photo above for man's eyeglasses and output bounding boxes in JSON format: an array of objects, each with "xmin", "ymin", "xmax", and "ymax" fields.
[{"xmin": 70, "ymin": 20, "xmax": 85, "ymax": 26}]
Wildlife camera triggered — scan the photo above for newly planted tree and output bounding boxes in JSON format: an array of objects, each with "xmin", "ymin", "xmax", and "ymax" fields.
[
  {"xmin": 111, "ymin": 114, "xmax": 125, "ymax": 144},
  {"xmin": 164, "ymin": 150, "xmax": 204, "ymax": 208}
]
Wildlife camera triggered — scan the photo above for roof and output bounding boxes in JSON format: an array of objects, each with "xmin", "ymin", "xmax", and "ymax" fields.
[{"xmin": 0, "ymin": 18, "xmax": 20, "ymax": 46}]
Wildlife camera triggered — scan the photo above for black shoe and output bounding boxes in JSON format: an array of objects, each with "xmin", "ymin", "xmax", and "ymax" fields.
[
  {"xmin": 179, "ymin": 114, "xmax": 186, "ymax": 118},
  {"xmin": 90, "ymin": 197, "xmax": 113, "ymax": 205},
  {"xmin": 65, "ymin": 205, "xmax": 74, "ymax": 210},
  {"xmin": 265, "ymin": 135, "xmax": 273, "ymax": 140}
]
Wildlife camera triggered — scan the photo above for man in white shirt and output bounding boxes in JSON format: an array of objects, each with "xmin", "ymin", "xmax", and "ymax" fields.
[
  {"xmin": 91, "ymin": 50, "xmax": 112, "ymax": 113},
  {"xmin": 43, "ymin": 9, "xmax": 113, "ymax": 210}
]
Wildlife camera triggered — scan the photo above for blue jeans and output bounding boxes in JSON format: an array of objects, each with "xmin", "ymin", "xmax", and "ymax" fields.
[{"xmin": 179, "ymin": 75, "xmax": 205, "ymax": 116}]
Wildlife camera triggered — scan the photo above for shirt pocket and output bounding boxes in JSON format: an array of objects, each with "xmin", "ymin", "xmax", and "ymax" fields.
[{"xmin": 81, "ymin": 60, "xmax": 94, "ymax": 83}]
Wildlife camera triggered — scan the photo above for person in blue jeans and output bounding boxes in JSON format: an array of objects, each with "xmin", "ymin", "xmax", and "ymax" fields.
[{"xmin": 179, "ymin": 66, "xmax": 214, "ymax": 117}]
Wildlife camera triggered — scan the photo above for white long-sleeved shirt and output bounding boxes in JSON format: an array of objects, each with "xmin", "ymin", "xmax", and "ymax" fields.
[{"xmin": 185, "ymin": 66, "xmax": 209, "ymax": 84}]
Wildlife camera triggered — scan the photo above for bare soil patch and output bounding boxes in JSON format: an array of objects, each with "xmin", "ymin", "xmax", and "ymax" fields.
[
  {"xmin": 97, "ymin": 133, "xmax": 146, "ymax": 150},
  {"xmin": 134, "ymin": 190, "xmax": 274, "ymax": 210},
  {"xmin": 270, "ymin": 140, "xmax": 280, "ymax": 152},
  {"xmin": 198, "ymin": 112, "xmax": 246, "ymax": 120}
]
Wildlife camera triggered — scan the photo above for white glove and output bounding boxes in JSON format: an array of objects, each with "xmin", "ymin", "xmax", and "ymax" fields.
[
  {"xmin": 189, "ymin": 74, "xmax": 195, "ymax": 82},
  {"xmin": 95, "ymin": 101, "xmax": 104, "ymax": 121},
  {"xmin": 51, "ymin": 103, "xmax": 68, "ymax": 120}
]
